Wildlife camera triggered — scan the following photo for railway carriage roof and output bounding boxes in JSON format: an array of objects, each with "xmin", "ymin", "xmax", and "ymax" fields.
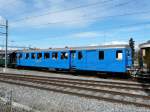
[
  {"xmin": 139, "ymin": 40, "xmax": 150, "ymax": 48},
  {"xmin": 16, "ymin": 44, "xmax": 130, "ymax": 53}
]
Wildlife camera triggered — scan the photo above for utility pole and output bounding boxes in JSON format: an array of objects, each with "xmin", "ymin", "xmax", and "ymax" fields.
[
  {"xmin": 0, "ymin": 18, "xmax": 8, "ymax": 72},
  {"xmin": 5, "ymin": 20, "xmax": 8, "ymax": 70}
]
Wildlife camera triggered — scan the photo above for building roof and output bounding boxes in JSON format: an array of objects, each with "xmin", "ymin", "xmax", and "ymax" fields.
[
  {"xmin": 139, "ymin": 40, "xmax": 150, "ymax": 48},
  {"xmin": 16, "ymin": 44, "xmax": 130, "ymax": 53},
  {"xmin": 0, "ymin": 50, "xmax": 15, "ymax": 54}
]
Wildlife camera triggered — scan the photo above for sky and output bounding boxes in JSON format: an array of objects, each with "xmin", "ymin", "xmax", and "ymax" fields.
[{"xmin": 0, "ymin": 0, "xmax": 150, "ymax": 49}]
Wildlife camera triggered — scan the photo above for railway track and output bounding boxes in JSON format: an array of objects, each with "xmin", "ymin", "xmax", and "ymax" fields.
[
  {"xmin": 0, "ymin": 73, "xmax": 149, "ymax": 108},
  {"xmin": 0, "ymin": 73, "xmax": 149, "ymax": 89}
]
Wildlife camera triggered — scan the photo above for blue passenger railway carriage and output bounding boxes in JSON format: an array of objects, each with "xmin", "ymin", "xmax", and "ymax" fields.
[{"xmin": 16, "ymin": 45, "xmax": 132, "ymax": 74}]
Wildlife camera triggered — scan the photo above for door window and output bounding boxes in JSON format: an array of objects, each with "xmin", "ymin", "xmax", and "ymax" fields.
[
  {"xmin": 78, "ymin": 51, "xmax": 83, "ymax": 60},
  {"xmin": 116, "ymin": 50, "xmax": 123, "ymax": 60}
]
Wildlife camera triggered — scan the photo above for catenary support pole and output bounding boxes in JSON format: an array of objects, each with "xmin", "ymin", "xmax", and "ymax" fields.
[{"xmin": 5, "ymin": 20, "xmax": 8, "ymax": 70}]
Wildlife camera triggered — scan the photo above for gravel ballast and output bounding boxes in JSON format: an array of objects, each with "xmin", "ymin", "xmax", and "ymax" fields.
[
  {"xmin": 0, "ymin": 67, "xmax": 147, "ymax": 84},
  {"xmin": 0, "ymin": 82, "xmax": 150, "ymax": 112}
]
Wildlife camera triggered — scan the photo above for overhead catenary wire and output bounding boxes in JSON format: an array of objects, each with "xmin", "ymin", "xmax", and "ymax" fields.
[
  {"xmin": 0, "ymin": 26, "xmax": 5, "ymax": 28},
  {"xmin": 0, "ymin": 24, "xmax": 7, "ymax": 26},
  {"xmin": 0, "ymin": 32, "xmax": 6, "ymax": 35},
  {"xmin": 0, "ymin": 0, "xmax": 61, "ymax": 19},
  {"xmin": 9, "ymin": 0, "xmax": 77, "ymax": 19},
  {"xmin": 0, "ymin": 0, "xmax": 14, "ymax": 11},
  {"xmin": 0, "ymin": 44, "xmax": 30, "ymax": 48},
  {"xmin": 7, "ymin": 0, "xmax": 66, "ymax": 19},
  {"xmin": 1, "ymin": 0, "xmax": 149, "ymax": 48},
  {"xmin": 10, "ymin": 0, "xmax": 134, "ymax": 27},
  {"xmin": 11, "ymin": 0, "xmax": 119, "ymax": 22},
  {"xmin": 12, "ymin": 20, "xmax": 150, "ymax": 43},
  {"xmin": 0, "ymin": 0, "xmax": 22, "ymax": 16},
  {"xmin": 47, "ymin": 9, "xmax": 150, "ymax": 26},
  {"xmin": 9, "ymin": 0, "xmax": 147, "ymax": 27}
]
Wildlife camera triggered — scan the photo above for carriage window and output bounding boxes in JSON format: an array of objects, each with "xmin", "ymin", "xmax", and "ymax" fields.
[
  {"xmin": 18, "ymin": 53, "xmax": 22, "ymax": 59},
  {"xmin": 31, "ymin": 53, "xmax": 36, "ymax": 59},
  {"xmin": 52, "ymin": 52, "xmax": 58, "ymax": 59},
  {"xmin": 127, "ymin": 50, "xmax": 130, "ymax": 57},
  {"xmin": 71, "ymin": 51, "xmax": 76, "ymax": 59},
  {"xmin": 61, "ymin": 52, "xmax": 68, "ymax": 59},
  {"xmin": 99, "ymin": 51, "xmax": 104, "ymax": 60},
  {"xmin": 44, "ymin": 53, "xmax": 50, "ymax": 59},
  {"xmin": 142, "ymin": 49, "xmax": 146, "ymax": 56},
  {"xmin": 37, "ymin": 53, "xmax": 42, "ymax": 59},
  {"xmin": 78, "ymin": 51, "xmax": 83, "ymax": 60},
  {"xmin": 25, "ymin": 53, "xmax": 29, "ymax": 59},
  {"xmin": 116, "ymin": 50, "xmax": 123, "ymax": 60},
  {"xmin": 72, "ymin": 53, "xmax": 75, "ymax": 59}
]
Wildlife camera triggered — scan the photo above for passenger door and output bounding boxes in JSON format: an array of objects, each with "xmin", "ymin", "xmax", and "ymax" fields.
[
  {"xmin": 126, "ymin": 49, "xmax": 132, "ymax": 67},
  {"xmin": 70, "ymin": 50, "xmax": 76, "ymax": 69}
]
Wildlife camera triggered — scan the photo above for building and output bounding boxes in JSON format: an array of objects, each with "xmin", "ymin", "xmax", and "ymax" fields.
[{"xmin": 139, "ymin": 40, "xmax": 150, "ymax": 73}]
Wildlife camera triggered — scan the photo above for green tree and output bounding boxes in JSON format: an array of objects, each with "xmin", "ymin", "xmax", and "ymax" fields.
[{"xmin": 129, "ymin": 38, "xmax": 135, "ymax": 64}]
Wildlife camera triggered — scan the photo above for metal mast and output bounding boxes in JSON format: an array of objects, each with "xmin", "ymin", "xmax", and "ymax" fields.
[{"xmin": 5, "ymin": 20, "xmax": 8, "ymax": 70}]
